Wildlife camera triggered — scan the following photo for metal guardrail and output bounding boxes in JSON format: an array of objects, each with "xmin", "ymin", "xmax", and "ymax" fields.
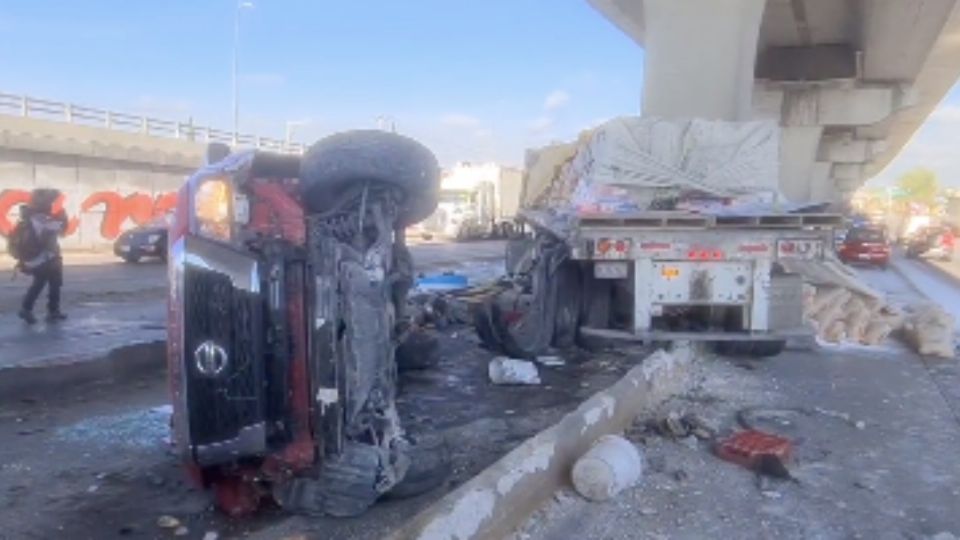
[{"xmin": 0, "ymin": 91, "xmax": 305, "ymax": 154}]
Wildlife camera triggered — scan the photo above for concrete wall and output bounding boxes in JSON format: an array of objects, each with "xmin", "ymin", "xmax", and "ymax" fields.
[
  {"xmin": 0, "ymin": 114, "xmax": 204, "ymax": 251},
  {"xmin": 0, "ymin": 148, "xmax": 191, "ymax": 250}
]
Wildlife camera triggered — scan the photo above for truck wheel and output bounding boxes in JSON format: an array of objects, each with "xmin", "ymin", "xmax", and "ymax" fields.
[
  {"xmin": 299, "ymin": 130, "xmax": 440, "ymax": 227},
  {"xmin": 382, "ymin": 433, "xmax": 451, "ymax": 500},
  {"xmin": 715, "ymin": 340, "xmax": 785, "ymax": 358},
  {"xmin": 395, "ymin": 328, "xmax": 440, "ymax": 372},
  {"xmin": 551, "ymin": 261, "xmax": 581, "ymax": 349},
  {"xmin": 576, "ymin": 273, "xmax": 612, "ymax": 349}
]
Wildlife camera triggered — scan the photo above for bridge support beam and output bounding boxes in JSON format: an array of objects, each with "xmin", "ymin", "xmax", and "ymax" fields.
[{"xmin": 642, "ymin": 0, "xmax": 766, "ymax": 121}]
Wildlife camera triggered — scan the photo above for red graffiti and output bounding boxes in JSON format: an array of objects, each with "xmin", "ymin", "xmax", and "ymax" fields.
[{"xmin": 0, "ymin": 189, "xmax": 177, "ymax": 240}]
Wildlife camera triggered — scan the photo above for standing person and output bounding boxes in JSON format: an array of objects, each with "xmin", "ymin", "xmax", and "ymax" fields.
[{"xmin": 15, "ymin": 189, "xmax": 69, "ymax": 324}]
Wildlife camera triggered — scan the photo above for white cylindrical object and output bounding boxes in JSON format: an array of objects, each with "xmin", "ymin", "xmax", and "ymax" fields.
[{"xmin": 572, "ymin": 435, "xmax": 643, "ymax": 502}]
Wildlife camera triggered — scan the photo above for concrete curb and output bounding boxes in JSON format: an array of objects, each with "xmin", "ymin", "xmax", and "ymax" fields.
[
  {"xmin": 0, "ymin": 340, "xmax": 166, "ymax": 403},
  {"xmin": 389, "ymin": 345, "xmax": 697, "ymax": 540}
]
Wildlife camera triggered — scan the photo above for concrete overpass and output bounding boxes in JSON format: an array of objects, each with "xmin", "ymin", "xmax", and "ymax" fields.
[
  {"xmin": 588, "ymin": 0, "xmax": 960, "ymax": 203},
  {"xmin": 0, "ymin": 93, "xmax": 301, "ymax": 249}
]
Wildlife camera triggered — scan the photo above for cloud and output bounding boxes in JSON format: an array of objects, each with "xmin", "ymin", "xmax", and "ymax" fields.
[
  {"xmin": 543, "ymin": 90, "xmax": 571, "ymax": 111},
  {"xmin": 240, "ymin": 72, "xmax": 287, "ymax": 87},
  {"xmin": 440, "ymin": 113, "xmax": 481, "ymax": 128},
  {"xmin": 528, "ymin": 116, "xmax": 554, "ymax": 133}
]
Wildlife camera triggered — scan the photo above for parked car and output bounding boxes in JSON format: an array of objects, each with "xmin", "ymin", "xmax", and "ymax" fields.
[
  {"xmin": 113, "ymin": 214, "xmax": 171, "ymax": 263},
  {"xmin": 838, "ymin": 226, "xmax": 890, "ymax": 268},
  {"xmin": 906, "ymin": 225, "xmax": 955, "ymax": 261}
]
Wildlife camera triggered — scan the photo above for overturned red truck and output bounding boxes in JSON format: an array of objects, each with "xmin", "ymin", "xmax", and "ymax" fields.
[{"xmin": 166, "ymin": 131, "xmax": 445, "ymax": 516}]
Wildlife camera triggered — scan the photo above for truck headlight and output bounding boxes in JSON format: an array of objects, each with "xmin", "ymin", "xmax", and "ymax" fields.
[{"xmin": 194, "ymin": 177, "xmax": 232, "ymax": 241}]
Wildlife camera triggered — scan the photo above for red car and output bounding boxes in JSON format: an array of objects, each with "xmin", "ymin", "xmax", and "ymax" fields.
[{"xmin": 838, "ymin": 227, "xmax": 890, "ymax": 268}]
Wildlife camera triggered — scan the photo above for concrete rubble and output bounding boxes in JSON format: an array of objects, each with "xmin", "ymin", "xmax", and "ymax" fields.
[{"xmin": 489, "ymin": 357, "xmax": 541, "ymax": 385}]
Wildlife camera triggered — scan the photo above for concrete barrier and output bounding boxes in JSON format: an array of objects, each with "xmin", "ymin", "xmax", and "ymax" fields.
[
  {"xmin": 0, "ymin": 340, "xmax": 166, "ymax": 403},
  {"xmin": 389, "ymin": 345, "xmax": 697, "ymax": 540}
]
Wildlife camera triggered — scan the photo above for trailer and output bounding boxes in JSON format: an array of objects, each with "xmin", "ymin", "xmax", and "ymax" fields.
[{"xmin": 477, "ymin": 206, "xmax": 841, "ymax": 359}]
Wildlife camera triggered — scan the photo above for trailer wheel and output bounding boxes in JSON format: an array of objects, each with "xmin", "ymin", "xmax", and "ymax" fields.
[
  {"xmin": 715, "ymin": 340, "xmax": 786, "ymax": 358},
  {"xmin": 551, "ymin": 261, "xmax": 581, "ymax": 349},
  {"xmin": 299, "ymin": 130, "xmax": 440, "ymax": 227},
  {"xmin": 576, "ymin": 272, "xmax": 612, "ymax": 349}
]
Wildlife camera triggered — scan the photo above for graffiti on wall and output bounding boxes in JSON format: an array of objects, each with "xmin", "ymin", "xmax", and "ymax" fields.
[{"xmin": 0, "ymin": 189, "xmax": 178, "ymax": 241}]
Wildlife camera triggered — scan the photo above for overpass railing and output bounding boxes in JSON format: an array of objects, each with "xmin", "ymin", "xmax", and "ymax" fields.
[{"xmin": 0, "ymin": 91, "xmax": 305, "ymax": 154}]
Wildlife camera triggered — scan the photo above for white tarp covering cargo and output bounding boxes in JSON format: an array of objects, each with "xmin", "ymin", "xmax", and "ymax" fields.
[{"xmin": 524, "ymin": 117, "xmax": 781, "ymax": 214}]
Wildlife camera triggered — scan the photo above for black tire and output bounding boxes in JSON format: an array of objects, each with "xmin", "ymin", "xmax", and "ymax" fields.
[
  {"xmin": 551, "ymin": 261, "xmax": 581, "ymax": 349},
  {"xmin": 273, "ymin": 442, "xmax": 382, "ymax": 517},
  {"xmin": 122, "ymin": 254, "xmax": 140, "ymax": 264},
  {"xmin": 750, "ymin": 340, "xmax": 787, "ymax": 357},
  {"xmin": 382, "ymin": 434, "xmax": 451, "ymax": 500},
  {"xmin": 396, "ymin": 329, "xmax": 440, "ymax": 372},
  {"xmin": 715, "ymin": 340, "xmax": 785, "ymax": 358},
  {"xmin": 576, "ymin": 272, "xmax": 612, "ymax": 349},
  {"xmin": 315, "ymin": 443, "xmax": 383, "ymax": 517},
  {"xmin": 299, "ymin": 130, "xmax": 440, "ymax": 227}
]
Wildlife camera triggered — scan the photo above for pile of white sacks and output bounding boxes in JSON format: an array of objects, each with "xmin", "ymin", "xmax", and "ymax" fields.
[{"xmin": 788, "ymin": 257, "xmax": 955, "ymax": 357}]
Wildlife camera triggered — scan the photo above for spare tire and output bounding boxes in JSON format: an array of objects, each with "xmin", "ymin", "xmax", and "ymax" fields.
[{"xmin": 299, "ymin": 130, "xmax": 440, "ymax": 226}]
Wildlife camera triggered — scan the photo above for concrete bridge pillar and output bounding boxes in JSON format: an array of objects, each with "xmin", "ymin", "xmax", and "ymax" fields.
[{"xmin": 642, "ymin": 0, "xmax": 766, "ymax": 121}]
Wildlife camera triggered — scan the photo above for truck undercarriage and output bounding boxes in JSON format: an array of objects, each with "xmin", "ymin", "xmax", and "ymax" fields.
[{"xmin": 168, "ymin": 132, "xmax": 445, "ymax": 517}]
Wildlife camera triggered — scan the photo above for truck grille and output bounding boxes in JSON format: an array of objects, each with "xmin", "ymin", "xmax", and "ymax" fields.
[{"xmin": 183, "ymin": 266, "xmax": 266, "ymax": 455}]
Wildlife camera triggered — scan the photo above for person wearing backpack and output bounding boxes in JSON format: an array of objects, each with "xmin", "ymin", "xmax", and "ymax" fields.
[{"xmin": 12, "ymin": 189, "xmax": 69, "ymax": 324}]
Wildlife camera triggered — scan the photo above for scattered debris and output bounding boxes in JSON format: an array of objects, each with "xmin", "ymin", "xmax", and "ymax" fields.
[
  {"xmin": 415, "ymin": 272, "xmax": 468, "ymax": 292},
  {"xmin": 488, "ymin": 357, "xmax": 541, "ymax": 385},
  {"xmin": 680, "ymin": 435, "xmax": 699, "ymax": 450},
  {"xmin": 202, "ymin": 532, "xmax": 220, "ymax": 540},
  {"xmin": 714, "ymin": 430, "xmax": 792, "ymax": 479},
  {"xmin": 781, "ymin": 257, "xmax": 915, "ymax": 348},
  {"xmin": 156, "ymin": 516, "xmax": 180, "ymax": 529},
  {"xmin": 536, "ymin": 355, "xmax": 565, "ymax": 367},
  {"xmin": 672, "ymin": 469, "xmax": 689, "ymax": 483},
  {"xmin": 571, "ymin": 435, "xmax": 644, "ymax": 502},
  {"xmin": 395, "ymin": 327, "xmax": 441, "ymax": 372},
  {"xmin": 761, "ymin": 490, "xmax": 782, "ymax": 500},
  {"xmin": 174, "ymin": 525, "xmax": 189, "ymax": 537},
  {"xmin": 902, "ymin": 303, "xmax": 956, "ymax": 358},
  {"xmin": 647, "ymin": 411, "xmax": 716, "ymax": 440}
]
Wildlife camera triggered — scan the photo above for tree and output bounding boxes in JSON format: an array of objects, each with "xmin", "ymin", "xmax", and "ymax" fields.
[{"xmin": 895, "ymin": 168, "xmax": 940, "ymax": 206}]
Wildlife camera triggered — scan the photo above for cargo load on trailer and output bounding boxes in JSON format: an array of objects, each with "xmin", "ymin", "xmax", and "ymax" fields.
[{"xmin": 475, "ymin": 117, "xmax": 845, "ymax": 359}]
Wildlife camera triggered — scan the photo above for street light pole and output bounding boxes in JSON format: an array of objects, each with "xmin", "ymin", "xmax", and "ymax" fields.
[{"xmin": 232, "ymin": 1, "xmax": 253, "ymax": 138}]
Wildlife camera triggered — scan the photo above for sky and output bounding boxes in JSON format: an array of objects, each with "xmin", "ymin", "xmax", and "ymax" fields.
[
  {"xmin": 0, "ymin": 0, "xmax": 958, "ymax": 182},
  {"xmin": 0, "ymin": 0, "xmax": 642, "ymax": 167}
]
